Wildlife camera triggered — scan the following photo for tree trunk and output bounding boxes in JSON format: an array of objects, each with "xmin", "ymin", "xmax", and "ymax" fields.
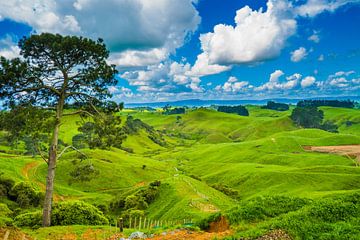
[{"xmin": 42, "ymin": 98, "xmax": 64, "ymax": 227}]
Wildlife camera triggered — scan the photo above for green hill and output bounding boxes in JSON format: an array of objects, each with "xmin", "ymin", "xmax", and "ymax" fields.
[{"xmin": 1, "ymin": 105, "xmax": 360, "ymax": 239}]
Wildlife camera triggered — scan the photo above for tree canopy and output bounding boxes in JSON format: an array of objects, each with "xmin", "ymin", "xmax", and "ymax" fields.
[{"xmin": 0, "ymin": 33, "xmax": 119, "ymax": 227}]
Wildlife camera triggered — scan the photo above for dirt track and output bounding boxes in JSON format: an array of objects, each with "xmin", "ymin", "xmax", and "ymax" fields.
[{"xmin": 304, "ymin": 145, "xmax": 360, "ymax": 157}]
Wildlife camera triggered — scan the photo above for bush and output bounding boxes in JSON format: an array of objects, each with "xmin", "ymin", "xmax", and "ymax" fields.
[
  {"xmin": 51, "ymin": 201, "xmax": 109, "ymax": 226},
  {"xmin": 14, "ymin": 211, "xmax": 42, "ymax": 228},
  {"xmin": 226, "ymin": 196, "xmax": 311, "ymax": 224},
  {"xmin": 0, "ymin": 216, "xmax": 14, "ymax": 227},
  {"xmin": 0, "ymin": 203, "xmax": 13, "ymax": 217},
  {"xmin": 9, "ymin": 182, "xmax": 43, "ymax": 208},
  {"xmin": 0, "ymin": 175, "xmax": 15, "ymax": 197},
  {"xmin": 211, "ymin": 183, "xmax": 238, "ymax": 198}
]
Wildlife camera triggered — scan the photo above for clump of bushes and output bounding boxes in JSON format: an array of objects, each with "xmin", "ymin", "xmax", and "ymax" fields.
[
  {"xmin": 9, "ymin": 182, "xmax": 44, "ymax": 208},
  {"xmin": 0, "ymin": 174, "xmax": 15, "ymax": 197},
  {"xmin": 69, "ymin": 162, "xmax": 100, "ymax": 184},
  {"xmin": 110, "ymin": 180, "xmax": 162, "ymax": 226},
  {"xmin": 14, "ymin": 201, "xmax": 108, "ymax": 227},
  {"xmin": 226, "ymin": 196, "xmax": 311, "ymax": 224},
  {"xmin": 211, "ymin": 183, "xmax": 239, "ymax": 198}
]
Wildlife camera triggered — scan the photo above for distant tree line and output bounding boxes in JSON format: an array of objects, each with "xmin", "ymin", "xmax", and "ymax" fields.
[
  {"xmin": 297, "ymin": 100, "xmax": 355, "ymax": 108},
  {"xmin": 261, "ymin": 101, "xmax": 289, "ymax": 111},
  {"xmin": 217, "ymin": 105, "xmax": 249, "ymax": 116}
]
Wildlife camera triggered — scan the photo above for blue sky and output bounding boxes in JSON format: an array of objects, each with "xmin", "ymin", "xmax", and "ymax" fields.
[{"xmin": 0, "ymin": 0, "xmax": 359, "ymax": 102}]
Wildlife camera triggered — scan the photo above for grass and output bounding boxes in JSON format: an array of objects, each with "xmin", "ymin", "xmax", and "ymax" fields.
[{"xmin": 1, "ymin": 105, "xmax": 360, "ymax": 239}]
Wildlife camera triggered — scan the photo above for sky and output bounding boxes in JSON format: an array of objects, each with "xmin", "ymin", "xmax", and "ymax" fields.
[{"xmin": 0, "ymin": 0, "xmax": 359, "ymax": 103}]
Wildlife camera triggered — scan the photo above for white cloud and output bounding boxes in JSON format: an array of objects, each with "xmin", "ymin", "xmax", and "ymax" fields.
[
  {"xmin": 255, "ymin": 70, "xmax": 300, "ymax": 91},
  {"xmin": 295, "ymin": 0, "xmax": 359, "ymax": 17},
  {"xmin": 318, "ymin": 54, "xmax": 325, "ymax": 61},
  {"xmin": 301, "ymin": 76, "xmax": 316, "ymax": 87},
  {"xmin": 216, "ymin": 76, "xmax": 250, "ymax": 93},
  {"xmin": 189, "ymin": 52, "xmax": 231, "ymax": 77},
  {"xmin": 121, "ymin": 60, "xmax": 203, "ymax": 93},
  {"xmin": 0, "ymin": 36, "xmax": 21, "ymax": 59},
  {"xmin": 290, "ymin": 47, "xmax": 308, "ymax": 62},
  {"xmin": 194, "ymin": 0, "xmax": 296, "ymax": 66},
  {"xmin": 0, "ymin": 0, "xmax": 200, "ymax": 67},
  {"xmin": 308, "ymin": 32, "xmax": 320, "ymax": 43}
]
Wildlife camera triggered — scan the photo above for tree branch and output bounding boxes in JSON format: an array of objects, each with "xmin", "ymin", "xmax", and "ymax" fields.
[{"xmin": 57, "ymin": 145, "xmax": 88, "ymax": 160}]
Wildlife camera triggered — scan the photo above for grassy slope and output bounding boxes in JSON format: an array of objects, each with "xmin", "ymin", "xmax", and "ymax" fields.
[{"xmin": 1, "ymin": 105, "xmax": 360, "ymax": 226}]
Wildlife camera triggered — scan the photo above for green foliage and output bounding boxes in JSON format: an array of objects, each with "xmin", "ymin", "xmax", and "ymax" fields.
[
  {"xmin": 110, "ymin": 181, "xmax": 162, "ymax": 215},
  {"xmin": 298, "ymin": 99, "xmax": 355, "ymax": 108},
  {"xmin": 69, "ymin": 162, "xmax": 100, "ymax": 183},
  {"xmin": 291, "ymin": 106, "xmax": 339, "ymax": 132},
  {"xmin": 14, "ymin": 201, "xmax": 109, "ymax": 227},
  {"xmin": 0, "ymin": 173, "xmax": 15, "ymax": 197},
  {"xmin": 14, "ymin": 211, "xmax": 42, "ymax": 228},
  {"xmin": 291, "ymin": 106, "xmax": 324, "ymax": 128},
  {"xmin": 0, "ymin": 105, "xmax": 53, "ymax": 151},
  {"xmin": 210, "ymin": 183, "xmax": 238, "ymax": 198},
  {"xmin": 196, "ymin": 212, "xmax": 221, "ymax": 230},
  {"xmin": 77, "ymin": 113, "xmax": 125, "ymax": 149},
  {"xmin": 226, "ymin": 196, "xmax": 311, "ymax": 224},
  {"xmin": 217, "ymin": 105, "xmax": 249, "ymax": 116},
  {"xmin": 261, "ymin": 101, "xmax": 289, "ymax": 111},
  {"xmin": 162, "ymin": 105, "xmax": 186, "ymax": 115},
  {"xmin": 51, "ymin": 201, "xmax": 109, "ymax": 226},
  {"xmin": 0, "ymin": 203, "xmax": 13, "ymax": 217},
  {"xmin": 9, "ymin": 182, "xmax": 43, "ymax": 208}
]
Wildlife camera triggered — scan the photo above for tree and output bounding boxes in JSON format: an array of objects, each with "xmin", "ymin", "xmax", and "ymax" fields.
[
  {"xmin": 290, "ymin": 106, "xmax": 324, "ymax": 128},
  {"xmin": 0, "ymin": 33, "xmax": 118, "ymax": 226}
]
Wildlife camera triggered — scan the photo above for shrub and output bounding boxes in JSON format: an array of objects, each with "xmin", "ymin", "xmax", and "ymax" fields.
[
  {"xmin": 0, "ymin": 203, "xmax": 13, "ymax": 217},
  {"xmin": 0, "ymin": 174, "xmax": 15, "ymax": 197},
  {"xmin": 226, "ymin": 196, "xmax": 311, "ymax": 224},
  {"xmin": 211, "ymin": 183, "xmax": 238, "ymax": 198},
  {"xmin": 0, "ymin": 216, "xmax": 14, "ymax": 227},
  {"xmin": 9, "ymin": 182, "xmax": 43, "ymax": 208},
  {"xmin": 51, "ymin": 201, "xmax": 109, "ymax": 226},
  {"xmin": 14, "ymin": 211, "xmax": 42, "ymax": 228}
]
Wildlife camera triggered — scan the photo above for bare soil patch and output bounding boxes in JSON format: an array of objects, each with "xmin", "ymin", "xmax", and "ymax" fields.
[{"xmin": 304, "ymin": 145, "xmax": 360, "ymax": 157}]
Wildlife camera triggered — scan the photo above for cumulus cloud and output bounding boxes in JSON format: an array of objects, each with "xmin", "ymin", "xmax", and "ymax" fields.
[
  {"xmin": 189, "ymin": 53, "xmax": 231, "ymax": 77},
  {"xmin": 301, "ymin": 76, "xmax": 316, "ymax": 87},
  {"xmin": 120, "ymin": 61, "xmax": 203, "ymax": 93},
  {"xmin": 194, "ymin": 0, "xmax": 296, "ymax": 67},
  {"xmin": 215, "ymin": 76, "xmax": 250, "ymax": 93},
  {"xmin": 295, "ymin": 0, "xmax": 359, "ymax": 17},
  {"xmin": 0, "ymin": 0, "xmax": 201, "ymax": 67},
  {"xmin": 318, "ymin": 54, "xmax": 325, "ymax": 61},
  {"xmin": 290, "ymin": 47, "xmax": 308, "ymax": 62},
  {"xmin": 255, "ymin": 70, "xmax": 300, "ymax": 91}
]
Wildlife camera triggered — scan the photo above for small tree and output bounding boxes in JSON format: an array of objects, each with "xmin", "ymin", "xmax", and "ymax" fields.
[{"xmin": 0, "ymin": 33, "xmax": 118, "ymax": 226}]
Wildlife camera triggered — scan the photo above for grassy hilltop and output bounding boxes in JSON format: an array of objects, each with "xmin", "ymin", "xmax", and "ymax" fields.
[{"xmin": 1, "ymin": 105, "xmax": 360, "ymax": 239}]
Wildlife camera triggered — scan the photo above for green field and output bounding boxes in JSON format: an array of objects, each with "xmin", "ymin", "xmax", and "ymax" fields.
[{"xmin": 1, "ymin": 105, "xmax": 360, "ymax": 239}]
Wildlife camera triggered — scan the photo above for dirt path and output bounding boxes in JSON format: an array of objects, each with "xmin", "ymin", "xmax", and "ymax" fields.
[
  {"xmin": 304, "ymin": 145, "xmax": 360, "ymax": 165},
  {"xmin": 21, "ymin": 160, "xmax": 63, "ymax": 201}
]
